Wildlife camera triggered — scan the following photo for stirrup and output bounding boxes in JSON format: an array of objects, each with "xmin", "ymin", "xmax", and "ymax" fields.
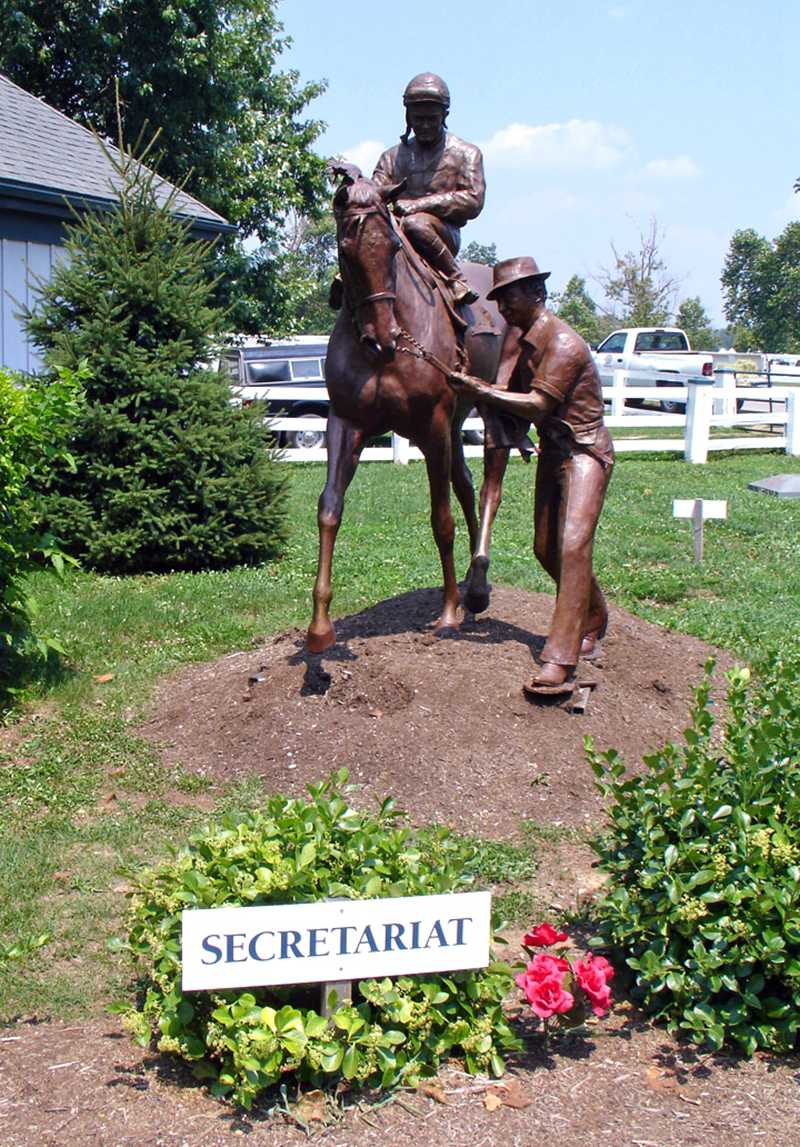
[{"xmin": 449, "ymin": 277, "xmax": 479, "ymax": 305}]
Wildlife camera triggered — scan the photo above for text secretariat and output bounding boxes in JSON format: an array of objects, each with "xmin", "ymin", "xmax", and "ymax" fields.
[{"xmin": 200, "ymin": 916, "xmax": 475, "ymax": 966}]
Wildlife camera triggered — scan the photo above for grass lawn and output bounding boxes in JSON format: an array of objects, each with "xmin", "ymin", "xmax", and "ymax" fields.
[{"xmin": 2, "ymin": 448, "xmax": 800, "ymax": 1021}]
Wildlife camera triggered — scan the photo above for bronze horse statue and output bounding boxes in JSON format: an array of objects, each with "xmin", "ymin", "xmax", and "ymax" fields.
[{"xmin": 306, "ymin": 163, "xmax": 512, "ymax": 653}]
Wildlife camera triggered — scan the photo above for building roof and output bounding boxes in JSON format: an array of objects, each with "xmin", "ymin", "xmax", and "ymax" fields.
[{"xmin": 0, "ymin": 72, "xmax": 234, "ymax": 235}]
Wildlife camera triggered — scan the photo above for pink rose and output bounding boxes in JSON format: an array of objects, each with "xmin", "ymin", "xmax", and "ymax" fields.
[
  {"xmin": 516, "ymin": 952, "xmax": 574, "ymax": 1019},
  {"xmin": 518, "ymin": 973, "xmax": 575, "ymax": 1019},
  {"xmin": 526, "ymin": 952, "xmax": 570, "ymax": 979},
  {"xmin": 575, "ymin": 955, "xmax": 614, "ymax": 1016},
  {"xmin": 589, "ymin": 955, "xmax": 614, "ymax": 983},
  {"xmin": 523, "ymin": 923, "xmax": 569, "ymax": 948}
]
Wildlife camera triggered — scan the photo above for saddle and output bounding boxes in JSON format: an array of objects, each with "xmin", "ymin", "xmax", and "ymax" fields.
[
  {"xmin": 394, "ymin": 223, "xmax": 488, "ymax": 339},
  {"xmin": 397, "ymin": 234, "xmax": 536, "ymax": 461}
]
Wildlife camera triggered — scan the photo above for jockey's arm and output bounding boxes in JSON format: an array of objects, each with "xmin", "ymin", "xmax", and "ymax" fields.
[
  {"xmin": 372, "ymin": 150, "xmax": 396, "ymax": 187},
  {"xmin": 399, "ymin": 187, "xmax": 483, "ymax": 224},
  {"xmin": 397, "ymin": 148, "xmax": 485, "ymax": 225}
]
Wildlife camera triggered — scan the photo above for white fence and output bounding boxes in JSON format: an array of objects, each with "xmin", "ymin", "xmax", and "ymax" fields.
[{"xmin": 266, "ymin": 373, "xmax": 800, "ymax": 465}]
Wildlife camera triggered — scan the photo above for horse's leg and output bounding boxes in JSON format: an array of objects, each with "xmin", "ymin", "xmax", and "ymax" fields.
[
  {"xmin": 306, "ymin": 413, "xmax": 365, "ymax": 653},
  {"xmin": 420, "ymin": 412, "xmax": 461, "ymax": 634},
  {"xmin": 450, "ymin": 417, "xmax": 479, "ymax": 555},
  {"xmin": 464, "ymin": 445, "xmax": 511, "ymax": 614}
]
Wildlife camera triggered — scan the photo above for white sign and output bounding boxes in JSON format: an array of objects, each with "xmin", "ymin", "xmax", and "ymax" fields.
[
  {"xmin": 672, "ymin": 499, "xmax": 728, "ymax": 521},
  {"xmin": 181, "ymin": 891, "xmax": 492, "ymax": 992}
]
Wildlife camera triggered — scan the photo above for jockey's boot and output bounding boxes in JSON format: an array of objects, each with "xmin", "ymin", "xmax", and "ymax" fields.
[
  {"xmin": 448, "ymin": 273, "xmax": 479, "ymax": 306},
  {"xmin": 329, "ymin": 274, "xmax": 344, "ymax": 310}
]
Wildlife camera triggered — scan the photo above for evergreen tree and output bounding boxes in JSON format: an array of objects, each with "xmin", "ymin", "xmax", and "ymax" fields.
[
  {"xmin": 25, "ymin": 140, "xmax": 288, "ymax": 574},
  {"xmin": 675, "ymin": 296, "xmax": 716, "ymax": 350},
  {"xmin": 553, "ymin": 275, "xmax": 607, "ymax": 345}
]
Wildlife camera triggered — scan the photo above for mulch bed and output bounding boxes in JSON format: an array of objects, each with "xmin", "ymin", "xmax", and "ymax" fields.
[
  {"xmin": 5, "ymin": 584, "xmax": 798, "ymax": 1147},
  {"xmin": 2, "ymin": 1011, "xmax": 798, "ymax": 1146}
]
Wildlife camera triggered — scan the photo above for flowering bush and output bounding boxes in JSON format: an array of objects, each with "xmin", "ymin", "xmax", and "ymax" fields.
[
  {"xmin": 590, "ymin": 657, "xmax": 800, "ymax": 1055},
  {"xmin": 515, "ymin": 923, "xmax": 614, "ymax": 1041}
]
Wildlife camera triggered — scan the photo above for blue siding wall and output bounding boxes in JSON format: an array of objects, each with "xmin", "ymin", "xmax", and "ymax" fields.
[{"xmin": 0, "ymin": 237, "xmax": 60, "ymax": 372}]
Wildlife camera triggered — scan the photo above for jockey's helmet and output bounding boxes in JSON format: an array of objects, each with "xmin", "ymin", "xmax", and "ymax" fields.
[{"xmin": 402, "ymin": 73, "xmax": 450, "ymax": 110}]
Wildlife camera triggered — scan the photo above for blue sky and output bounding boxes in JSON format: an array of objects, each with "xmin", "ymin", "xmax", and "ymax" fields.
[{"xmin": 279, "ymin": 0, "xmax": 798, "ymax": 326}]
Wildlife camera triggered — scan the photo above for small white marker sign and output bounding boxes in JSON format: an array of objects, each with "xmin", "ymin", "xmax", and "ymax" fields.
[
  {"xmin": 181, "ymin": 891, "xmax": 491, "ymax": 992},
  {"xmin": 673, "ymin": 498, "xmax": 727, "ymax": 563}
]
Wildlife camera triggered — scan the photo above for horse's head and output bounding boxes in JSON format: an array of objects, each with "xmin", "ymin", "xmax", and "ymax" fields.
[{"xmin": 331, "ymin": 162, "xmax": 406, "ymax": 358}]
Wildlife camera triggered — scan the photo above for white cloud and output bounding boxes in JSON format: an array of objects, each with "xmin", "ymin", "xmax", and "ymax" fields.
[
  {"xmin": 480, "ymin": 119, "xmax": 632, "ymax": 172},
  {"xmin": 608, "ymin": 5, "xmax": 626, "ymax": 19},
  {"xmin": 340, "ymin": 139, "xmax": 386, "ymax": 175},
  {"xmin": 642, "ymin": 155, "xmax": 701, "ymax": 180},
  {"xmin": 770, "ymin": 192, "xmax": 800, "ymax": 229}
]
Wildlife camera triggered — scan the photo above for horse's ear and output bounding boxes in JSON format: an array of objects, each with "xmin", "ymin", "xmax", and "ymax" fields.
[
  {"xmin": 327, "ymin": 159, "xmax": 362, "ymax": 185},
  {"xmin": 379, "ymin": 179, "xmax": 407, "ymax": 204}
]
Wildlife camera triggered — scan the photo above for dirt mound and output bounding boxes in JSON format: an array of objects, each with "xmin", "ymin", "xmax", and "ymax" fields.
[{"xmin": 140, "ymin": 585, "xmax": 734, "ymax": 837}]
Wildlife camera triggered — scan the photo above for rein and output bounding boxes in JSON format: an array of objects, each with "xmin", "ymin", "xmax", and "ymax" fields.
[
  {"xmin": 396, "ymin": 326, "xmax": 467, "ymax": 377},
  {"xmin": 358, "ymin": 290, "xmax": 396, "ymax": 306}
]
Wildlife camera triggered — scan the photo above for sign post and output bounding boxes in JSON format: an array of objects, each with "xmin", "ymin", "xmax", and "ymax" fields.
[{"xmin": 672, "ymin": 498, "xmax": 727, "ymax": 563}]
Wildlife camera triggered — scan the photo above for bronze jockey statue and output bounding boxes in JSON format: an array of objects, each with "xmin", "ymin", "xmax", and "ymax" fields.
[
  {"xmin": 374, "ymin": 72, "xmax": 484, "ymax": 306},
  {"xmin": 331, "ymin": 73, "xmax": 485, "ymax": 310},
  {"xmin": 448, "ymin": 257, "xmax": 615, "ymax": 699}
]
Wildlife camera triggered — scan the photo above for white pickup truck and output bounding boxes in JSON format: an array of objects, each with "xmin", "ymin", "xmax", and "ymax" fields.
[{"xmin": 592, "ymin": 327, "xmax": 714, "ymax": 412}]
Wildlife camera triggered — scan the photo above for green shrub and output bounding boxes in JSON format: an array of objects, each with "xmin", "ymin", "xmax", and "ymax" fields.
[
  {"xmin": 112, "ymin": 771, "xmax": 520, "ymax": 1108},
  {"xmin": 0, "ymin": 365, "xmax": 84, "ymax": 707},
  {"xmin": 589, "ymin": 656, "xmax": 800, "ymax": 1055},
  {"xmin": 25, "ymin": 138, "xmax": 287, "ymax": 574}
]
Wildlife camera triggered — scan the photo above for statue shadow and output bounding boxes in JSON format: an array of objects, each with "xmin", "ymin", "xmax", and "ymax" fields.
[{"xmin": 287, "ymin": 585, "xmax": 546, "ymax": 696}]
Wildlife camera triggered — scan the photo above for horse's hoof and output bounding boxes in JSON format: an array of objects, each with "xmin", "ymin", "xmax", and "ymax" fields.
[
  {"xmin": 432, "ymin": 612, "xmax": 461, "ymax": 638},
  {"xmin": 434, "ymin": 624, "xmax": 459, "ymax": 640},
  {"xmin": 463, "ymin": 588, "xmax": 491, "ymax": 614},
  {"xmin": 464, "ymin": 556, "xmax": 490, "ymax": 613},
  {"xmin": 306, "ymin": 624, "xmax": 336, "ymax": 654}
]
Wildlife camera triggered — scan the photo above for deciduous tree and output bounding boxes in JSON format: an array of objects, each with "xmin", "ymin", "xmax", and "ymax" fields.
[
  {"xmin": 0, "ymin": 0, "xmax": 328, "ymax": 333},
  {"xmin": 283, "ymin": 210, "xmax": 338, "ymax": 335},
  {"xmin": 460, "ymin": 240, "xmax": 498, "ymax": 266},
  {"xmin": 552, "ymin": 275, "xmax": 608, "ymax": 345},
  {"xmin": 596, "ymin": 218, "xmax": 679, "ymax": 327},
  {"xmin": 722, "ymin": 225, "xmax": 800, "ymax": 352}
]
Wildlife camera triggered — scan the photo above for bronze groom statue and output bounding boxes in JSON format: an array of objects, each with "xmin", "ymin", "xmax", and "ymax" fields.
[
  {"xmin": 449, "ymin": 257, "xmax": 614, "ymax": 698},
  {"xmin": 371, "ymin": 72, "xmax": 485, "ymax": 306}
]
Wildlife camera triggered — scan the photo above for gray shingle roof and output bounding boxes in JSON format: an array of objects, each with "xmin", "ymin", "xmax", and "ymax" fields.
[{"xmin": 0, "ymin": 72, "xmax": 232, "ymax": 231}]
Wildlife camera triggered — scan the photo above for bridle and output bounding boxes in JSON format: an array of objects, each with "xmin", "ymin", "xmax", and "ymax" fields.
[
  {"xmin": 337, "ymin": 191, "xmax": 466, "ymax": 375},
  {"xmin": 336, "ymin": 201, "xmax": 399, "ymax": 322}
]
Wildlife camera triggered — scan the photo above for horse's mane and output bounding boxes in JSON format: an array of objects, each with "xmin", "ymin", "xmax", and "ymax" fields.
[
  {"xmin": 334, "ymin": 175, "xmax": 384, "ymax": 216},
  {"xmin": 333, "ymin": 171, "xmax": 437, "ymax": 307},
  {"xmin": 348, "ymin": 178, "xmax": 382, "ymax": 207}
]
